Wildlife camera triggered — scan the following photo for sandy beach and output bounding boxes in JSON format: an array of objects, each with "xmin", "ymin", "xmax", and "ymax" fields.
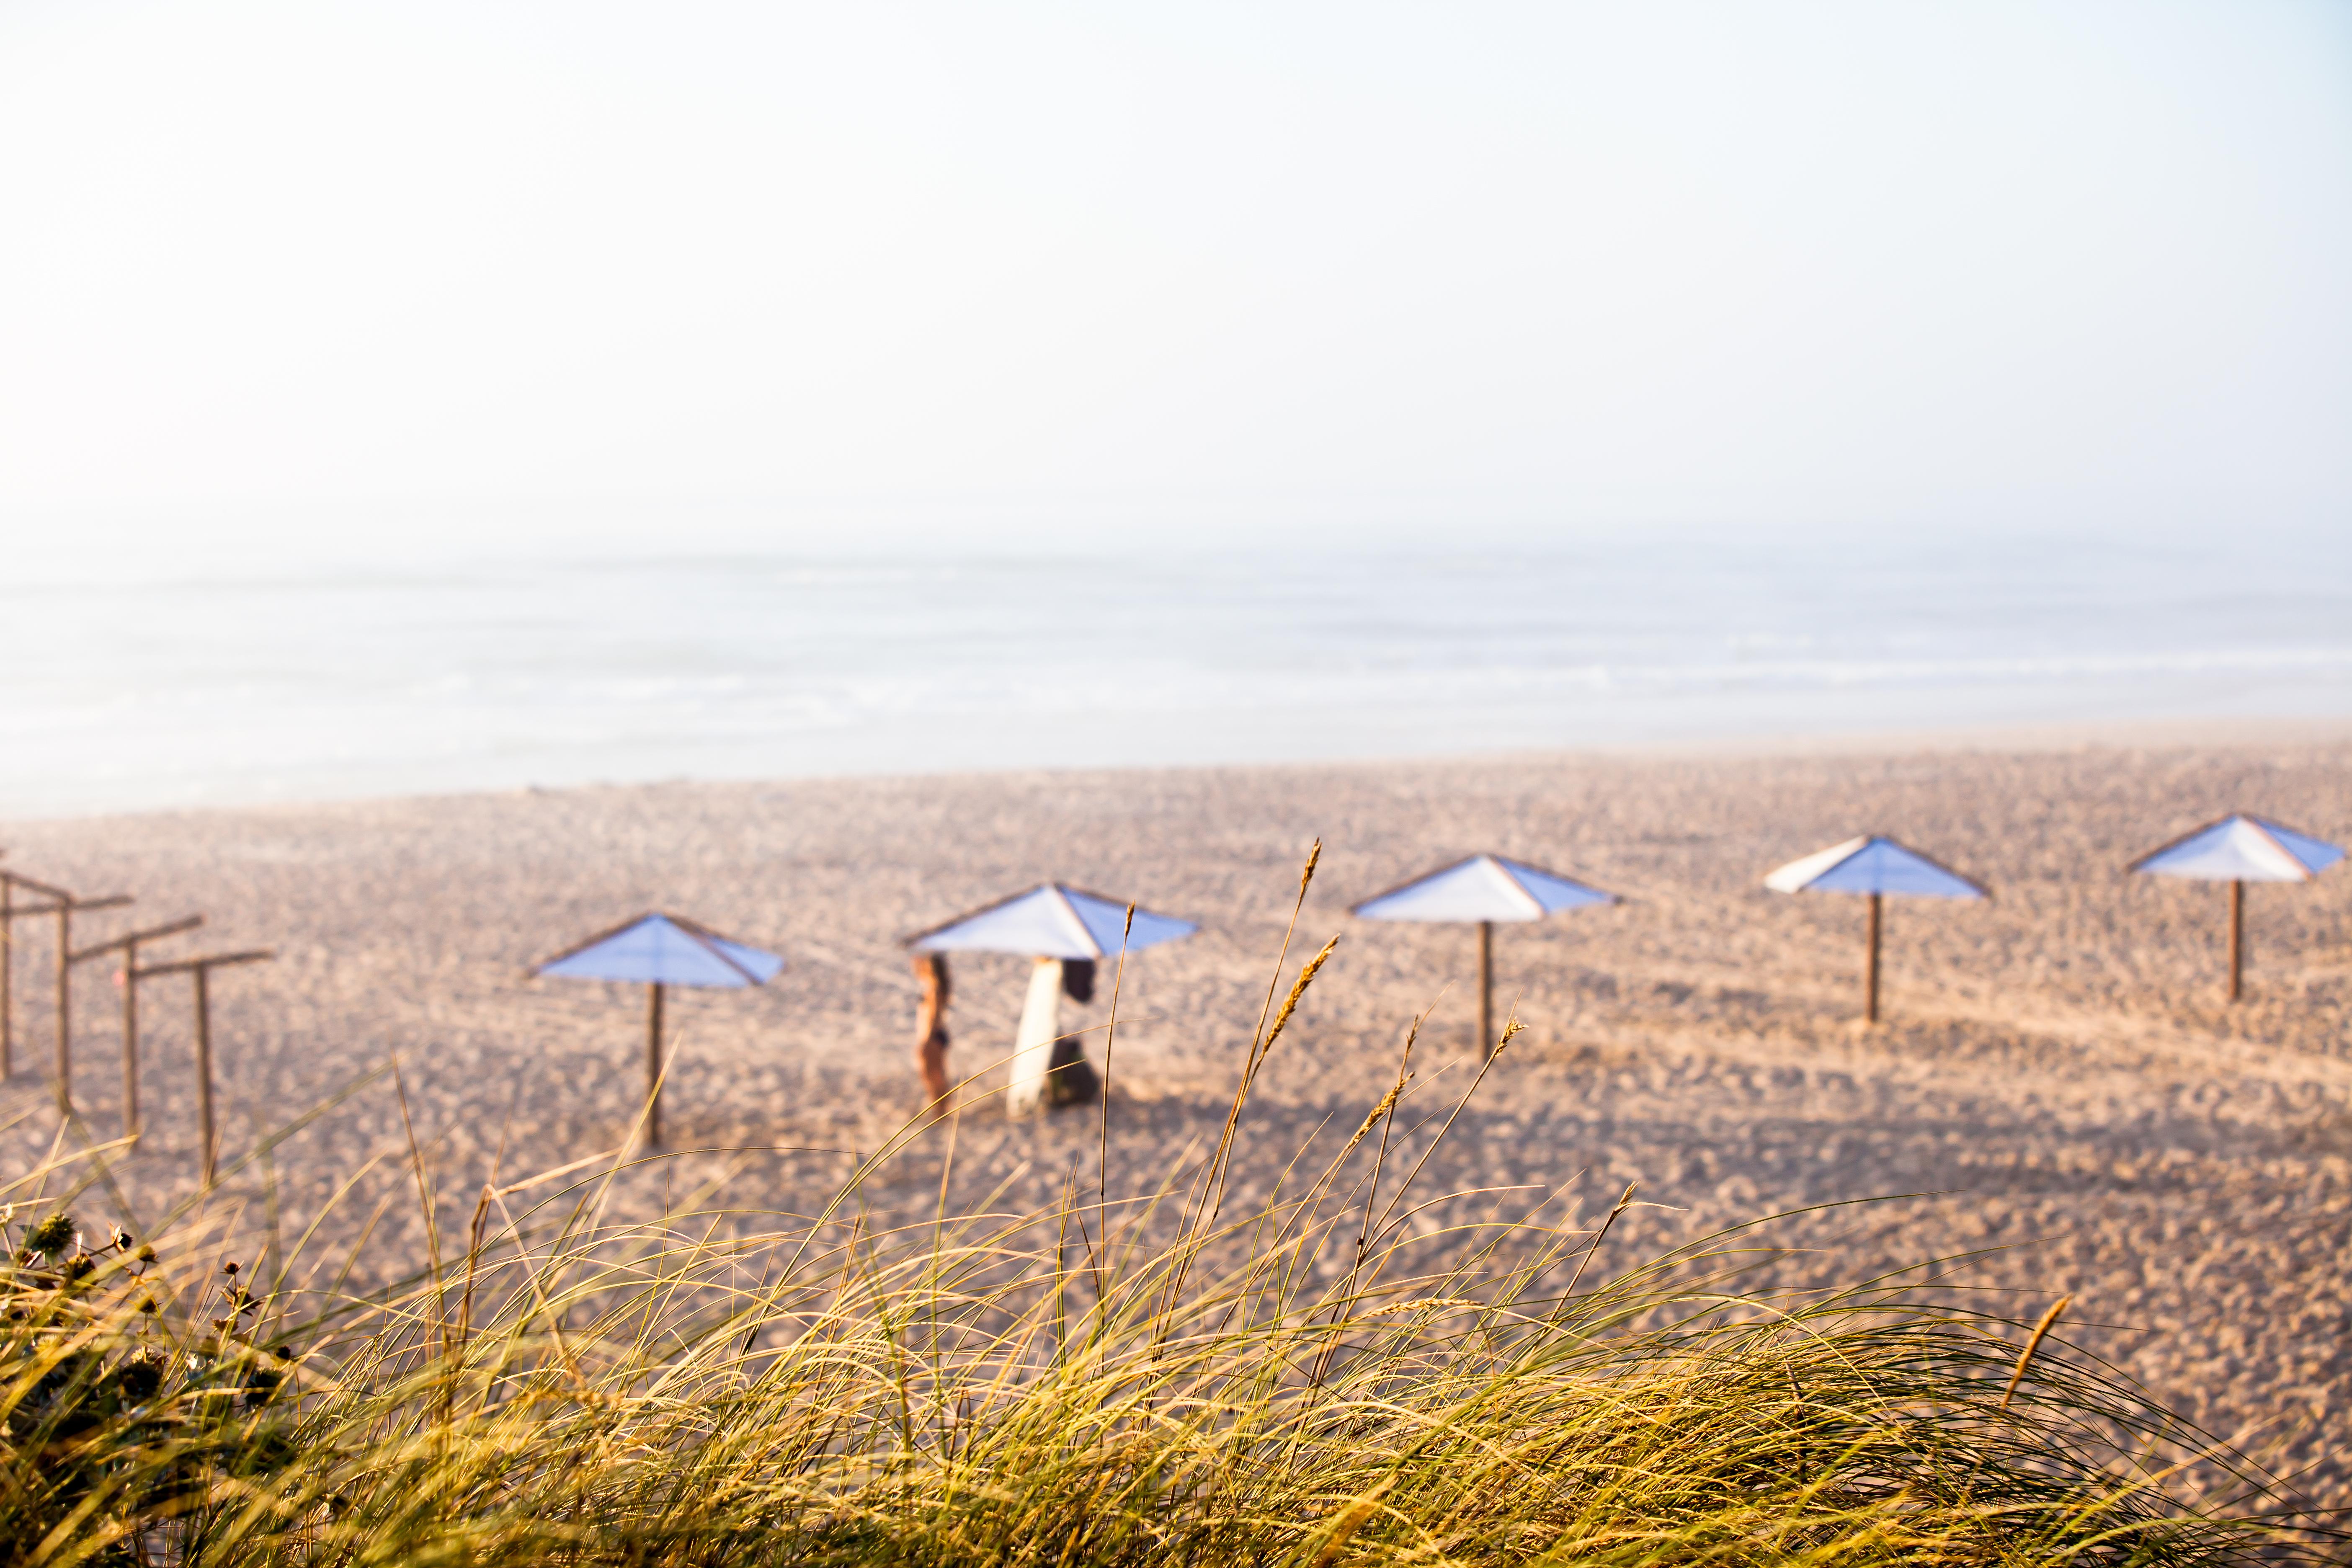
[{"xmin": 4, "ymin": 731, "xmax": 2348, "ymax": 1501}]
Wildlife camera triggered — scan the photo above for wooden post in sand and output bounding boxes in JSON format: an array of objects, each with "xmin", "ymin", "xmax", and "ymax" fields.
[
  {"xmin": 67, "ymin": 914, "xmax": 202, "ymax": 1143},
  {"xmin": 0, "ymin": 872, "xmax": 75, "ymax": 1081},
  {"xmin": 129, "ymin": 949, "xmax": 271, "ymax": 1187},
  {"xmin": 1, "ymin": 875, "xmax": 14, "ymax": 1077},
  {"xmin": 54, "ymin": 895, "xmax": 136, "ymax": 1114},
  {"xmin": 645, "ymin": 982, "xmax": 666, "ymax": 1150},
  {"xmin": 1864, "ymin": 892, "xmax": 1883, "ymax": 1025},
  {"xmin": 1477, "ymin": 920, "xmax": 1495, "ymax": 1060},
  {"xmin": 2226, "ymin": 879, "xmax": 2244, "ymax": 1003},
  {"xmin": 55, "ymin": 904, "xmax": 71, "ymax": 1106},
  {"xmin": 0, "ymin": 873, "xmax": 133, "ymax": 1114}
]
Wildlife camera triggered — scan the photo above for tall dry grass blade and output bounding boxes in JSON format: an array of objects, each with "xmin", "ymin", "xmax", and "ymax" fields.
[
  {"xmin": 1563, "ymin": 1181, "xmax": 1638, "ymax": 1302},
  {"xmin": 1207, "ymin": 932, "xmax": 1339, "ymax": 1231},
  {"xmin": 389, "ymin": 1056, "xmax": 447, "ymax": 1363},
  {"xmin": 1367, "ymin": 1009, "xmax": 1522, "ymax": 1250},
  {"xmin": 1161, "ymin": 841, "xmax": 1322, "ymax": 1333},
  {"xmin": 2004, "ymin": 1292, "xmax": 2074, "ymax": 1413},
  {"xmin": 1099, "ymin": 900, "xmax": 1135, "ymax": 1218}
]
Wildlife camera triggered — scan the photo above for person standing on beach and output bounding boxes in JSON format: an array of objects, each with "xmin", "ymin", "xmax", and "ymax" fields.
[{"xmin": 913, "ymin": 953, "xmax": 952, "ymax": 1112}]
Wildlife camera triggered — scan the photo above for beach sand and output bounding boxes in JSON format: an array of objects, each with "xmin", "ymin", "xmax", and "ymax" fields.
[{"xmin": 4, "ymin": 733, "xmax": 2348, "ymax": 1501}]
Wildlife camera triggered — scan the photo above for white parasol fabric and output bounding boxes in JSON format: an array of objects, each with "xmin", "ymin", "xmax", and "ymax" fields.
[
  {"xmin": 535, "ymin": 912, "xmax": 784, "ymax": 987},
  {"xmin": 1764, "ymin": 836, "xmax": 1988, "ymax": 900},
  {"xmin": 2128, "ymin": 815, "xmax": 2344, "ymax": 883},
  {"xmin": 905, "ymin": 883, "xmax": 1198, "ymax": 959},
  {"xmin": 1351, "ymin": 854, "xmax": 1614, "ymax": 922}
]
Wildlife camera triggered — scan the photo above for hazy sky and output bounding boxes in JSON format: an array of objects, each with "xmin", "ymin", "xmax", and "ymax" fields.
[{"xmin": 2, "ymin": 1, "xmax": 2347, "ymax": 555}]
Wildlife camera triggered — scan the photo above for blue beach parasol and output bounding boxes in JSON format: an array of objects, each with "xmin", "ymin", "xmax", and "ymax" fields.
[
  {"xmin": 532, "ymin": 912, "xmax": 784, "ymax": 1146},
  {"xmin": 2128, "ymin": 815, "xmax": 2343, "ymax": 1001},
  {"xmin": 905, "ymin": 884, "xmax": 1197, "ymax": 1114},
  {"xmin": 1764, "ymin": 836, "xmax": 1987, "ymax": 1023},
  {"xmin": 906, "ymin": 883, "xmax": 1198, "ymax": 960},
  {"xmin": 1352, "ymin": 854, "xmax": 1615, "ymax": 1059}
]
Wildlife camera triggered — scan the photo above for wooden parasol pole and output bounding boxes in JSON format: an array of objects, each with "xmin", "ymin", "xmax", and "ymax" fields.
[
  {"xmin": 1477, "ymin": 920, "xmax": 1495, "ymax": 1061},
  {"xmin": 646, "ymin": 982, "xmax": 666, "ymax": 1149},
  {"xmin": 1864, "ymin": 892, "xmax": 1883, "ymax": 1025},
  {"xmin": 2227, "ymin": 879, "xmax": 2244, "ymax": 1003}
]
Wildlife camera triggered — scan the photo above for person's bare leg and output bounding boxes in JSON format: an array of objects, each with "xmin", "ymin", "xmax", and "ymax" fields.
[
  {"xmin": 918, "ymin": 1032, "xmax": 950, "ymax": 1110},
  {"xmin": 914, "ymin": 954, "xmax": 953, "ymax": 1113}
]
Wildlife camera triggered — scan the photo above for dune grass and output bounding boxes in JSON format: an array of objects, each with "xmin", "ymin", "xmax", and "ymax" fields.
[{"xmin": 3, "ymin": 853, "xmax": 2334, "ymax": 1565}]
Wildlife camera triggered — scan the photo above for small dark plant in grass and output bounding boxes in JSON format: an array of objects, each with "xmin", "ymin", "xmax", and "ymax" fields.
[{"xmin": 3, "ymin": 1206, "xmax": 302, "ymax": 1563}]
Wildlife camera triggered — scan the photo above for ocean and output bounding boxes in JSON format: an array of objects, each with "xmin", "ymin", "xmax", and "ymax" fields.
[{"xmin": 3, "ymin": 524, "xmax": 2347, "ymax": 818}]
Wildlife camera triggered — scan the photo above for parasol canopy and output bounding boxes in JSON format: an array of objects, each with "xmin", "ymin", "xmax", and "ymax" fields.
[
  {"xmin": 531, "ymin": 913, "xmax": 784, "ymax": 1147},
  {"xmin": 1351, "ymin": 854, "xmax": 1615, "ymax": 1060},
  {"xmin": 535, "ymin": 912, "xmax": 783, "ymax": 986},
  {"xmin": 2128, "ymin": 815, "xmax": 2344, "ymax": 884},
  {"xmin": 1765, "ymin": 836, "xmax": 1988, "ymax": 899},
  {"xmin": 1351, "ymin": 854, "xmax": 1613, "ymax": 923},
  {"xmin": 906, "ymin": 883, "xmax": 1197, "ymax": 959}
]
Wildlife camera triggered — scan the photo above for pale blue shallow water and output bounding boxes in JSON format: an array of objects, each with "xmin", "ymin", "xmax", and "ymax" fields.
[{"xmin": 3, "ymin": 525, "xmax": 2348, "ymax": 818}]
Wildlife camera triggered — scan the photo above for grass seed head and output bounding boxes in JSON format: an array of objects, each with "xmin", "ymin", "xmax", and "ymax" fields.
[
  {"xmin": 26, "ymin": 1212, "xmax": 75, "ymax": 1257},
  {"xmin": 1339, "ymin": 1082, "xmax": 1404, "ymax": 1161},
  {"xmin": 1261, "ymin": 934, "xmax": 1340, "ymax": 1058}
]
